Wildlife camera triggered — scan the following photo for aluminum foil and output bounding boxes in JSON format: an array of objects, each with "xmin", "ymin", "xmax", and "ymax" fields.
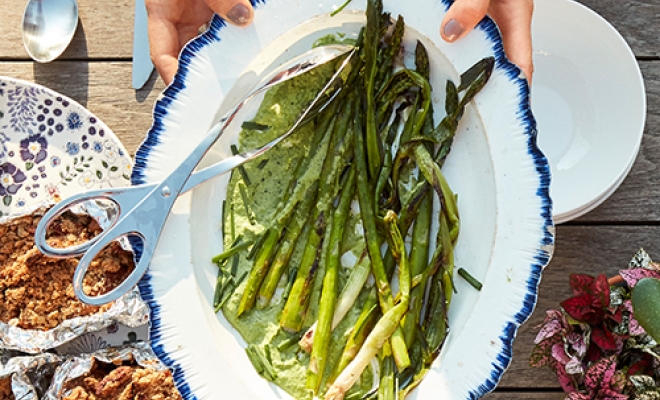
[
  {"xmin": 44, "ymin": 342, "xmax": 165, "ymax": 400},
  {"xmin": 0, "ymin": 353, "xmax": 61, "ymax": 400},
  {"xmin": 0, "ymin": 201, "xmax": 150, "ymax": 354},
  {"xmin": 0, "ymin": 200, "xmax": 52, "ymax": 225},
  {"xmin": 1, "ymin": 349, "xmax": 20, "ymax": 368},
  {"xmin": 0, "ymin": 288, "xmax": 149, "ymax": 354}
]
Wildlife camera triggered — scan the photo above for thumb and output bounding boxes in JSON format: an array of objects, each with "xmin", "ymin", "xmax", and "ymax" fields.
[
  {"xmin": 440, "ymin": 0, "xmax": 490, "ymax": 42},
  {"xmin": 205, "ymin": 0, "xmax": 254, "ymax": 26}
]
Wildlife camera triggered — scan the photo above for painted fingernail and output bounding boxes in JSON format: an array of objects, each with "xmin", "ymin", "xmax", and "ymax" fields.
[
  {"xmin": 443, "ymin": 19, "xmax": 464, "ymax": 41},
  {"xmin": 227, "ymin": 3, "xmax": 252, "ymax": 26}
]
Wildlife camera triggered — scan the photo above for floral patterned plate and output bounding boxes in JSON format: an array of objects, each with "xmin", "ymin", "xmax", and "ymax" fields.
[
  {"xmin": 0, "ymin": 76, "xmax": 150, "ymax": 353},
  {"xmin": 0, "ymin": 76, "xmax": 132, "ymax": 220}
]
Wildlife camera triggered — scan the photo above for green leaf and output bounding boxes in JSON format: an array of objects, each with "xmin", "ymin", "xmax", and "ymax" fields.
[
  {"xmin": 458, "ymin": 57, "xmax": 495, "ymax": 92},
  {"xmin": 73, "ymin": 157, "xmax": 78, "ymax": 165},
  {"xmin": 123, "ymin": 174, "xmax": 131, "ymax": 180},
  {"xmin": 25, "ymin": 162, "xmax": 34, "ymax": 171},
  {"xmin": 632, "ymin": 277, "xmax": 660, "ymax": 342},
  {"xmin": 110, "ymin": 166, "xmax": 118, "ymax": 172},
  {"xmin": 96, "ymin": 170, "xmax": 103, "ymax": 179},
  {"xmin": 83, "ymin": 164, "xmax": 90, "ymax": 167},
  {"xmin": 2, "ymin": 196, "xmax": 11, "ymax": 206},
  {"xmin": 102, "ymin": 161, "xmax": 109, "ymax": 169},
  {"xmin": 76, "ymin": 168, "xmax": 84, "ymax": 173}
]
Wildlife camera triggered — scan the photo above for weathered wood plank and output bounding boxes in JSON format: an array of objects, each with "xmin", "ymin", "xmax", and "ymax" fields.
[
  {"xmin": 1, "ymin": 0, "xmax": 134, "ymax": 60},
  {"xmin": 496, "ymin": 225, "xmax": 660, "ymax": 388},
  {"xmin": 576, "ymin": 0, "xmax": 660, "ymax": 58},
  {"xmin": 0, "ymin": 61, "xmax": 165, "ymax": 155},
  {"xmin": 0, "ymin": 0, "xmax": 657, "ymax": 60}
]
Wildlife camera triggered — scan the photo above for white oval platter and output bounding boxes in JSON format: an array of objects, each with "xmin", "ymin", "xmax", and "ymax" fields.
[{"xmin": 131, "ymin": 0, "xmax": 554, "ymax": 399}]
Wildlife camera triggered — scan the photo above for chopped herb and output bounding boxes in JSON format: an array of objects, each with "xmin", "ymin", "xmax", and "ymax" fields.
[
  {"xmin": 245, "ymin": 345, "xmax": 264, "ymax": 375},
  {"xmin": 257, "ymin": 159, "xmax": 269, "ymax": 170},
  {"xmin": 215, "ymin": 269, "xmax": 246, "ymax": 312},
  {"xmin": 331, "ymin": 0, "xmax": 353, "ymax": 16},
  {"xmin": 216, "ymin": 280, "xmax": 235, "ymax": 311},
  {"xmin": 247, "ymin": 229, "xmax": 270, "ymax": 260},
  {"xmin": 213, "ymin": 261, "xmax": 228, "ymax": 307},
  {"xmin": 242, "ymin": 121, "xmax": 271, "ymax": 131},
  {"xmin": 211, "ymin": 235, "xmax": 252, "ymax": 264},
  {"xmin": 457, "ymin": 267, "xmax": 482, "ymax": 291},
  {"xmin": 239, "ymin": 182, "xmax": 256, "ymax": 225},
  {"xmin": 246, "ymin": 344, "xmax": 277, "ymax": 381},
  {"xmin": 282, "ymin": 267, "xmax": 298, "ymax": 302},
  {"xmin": 231, "ymin": 253, "xmax": 241, "ymax": 277},
  {"xmin": 221, "ymin": 200, "xmax": 226, "ymax": 237},
  {"xmin": 230, "ymin": 203, "xmax": 235, "ymax": 242},
  {"xmin": 235, "ymin": 271, "xmax": 248, "ymax": 287},
  {"xmin": 231, "ymin": 144, "xmax": 253, "ymax": 186},
  {"xmin": 277, "ymin": 332, "xmax": 303, "ymax": 351}
]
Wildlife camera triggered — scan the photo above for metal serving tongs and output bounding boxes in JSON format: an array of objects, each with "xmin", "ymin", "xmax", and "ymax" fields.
[{"xmin": 34, "ymin": 44, "xmax": 356, "ymax": 306}]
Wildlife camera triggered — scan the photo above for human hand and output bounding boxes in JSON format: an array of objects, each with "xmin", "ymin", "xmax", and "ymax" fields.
[
  {"xmin": 440, "ymin": 0, "xmax": 534, "ymax": 83},
  {"xmin": 146, "ymin": 0, "xmax": 254, "ymax": 85}
]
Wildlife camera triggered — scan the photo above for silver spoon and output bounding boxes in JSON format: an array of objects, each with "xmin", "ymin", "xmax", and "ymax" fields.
[{"xmin": 21, "ymin": 0, "xmax": 79, "ymax": 62}]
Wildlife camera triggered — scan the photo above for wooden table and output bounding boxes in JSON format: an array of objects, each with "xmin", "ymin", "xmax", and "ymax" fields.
[{"xmin": 1, "ymin": 1, "xmax": 658, "ymax": 398}]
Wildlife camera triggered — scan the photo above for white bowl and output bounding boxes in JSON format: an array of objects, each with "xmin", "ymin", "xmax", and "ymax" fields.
[{"xmin": 531, "ymin": 0, "xmax": 646, "ymax": 223}]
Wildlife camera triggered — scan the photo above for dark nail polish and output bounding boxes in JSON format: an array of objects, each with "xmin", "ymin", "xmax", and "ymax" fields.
[
  {"xmin": 443, "ymin": 19, "xmax": 464, "ymax": 41},
  {"xmin": 227, "ymin": 3, "xmax": 252, "ymax": 26}
]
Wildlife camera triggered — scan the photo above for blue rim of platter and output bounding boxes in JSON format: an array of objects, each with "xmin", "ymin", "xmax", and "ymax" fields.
[{"xmin": 132, "ymin": 0, "xmax": 554, "ymax": 398}]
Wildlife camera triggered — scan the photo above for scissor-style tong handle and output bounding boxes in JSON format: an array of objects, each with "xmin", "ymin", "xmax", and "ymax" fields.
[
  {"xmin": 34, "ymin": 184, "xmax": 153, "ymax": 257},
  {"xmin": 34, "ymin": 107, "xmax": 241, "ymax": 305},
  {"xmin": 34, "ymin": 182, "xmax": 169, "ymax": 306}
]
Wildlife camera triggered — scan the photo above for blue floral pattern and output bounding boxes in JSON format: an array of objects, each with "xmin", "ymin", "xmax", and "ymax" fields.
[
  {"xmin": 67, "ymin": 111, "xmax": 82, "ymax": 130},
  {"xmin": 3, "ymin": 85, "xmax": 43, "ymax": 134},
  {"xmin": 0, "ymin": 77, "xmax": 132, "ymax": 219},
  {"xmin": 65, "ymin": 141, "xmax": 79, "ymax": 155},
  {"xmin": 0, "ymin": 163, "xmax": 26, "ymax": 198},
  {"xmin": 19, "ymin": 134, "xmax": 48, "ymax": 165}
]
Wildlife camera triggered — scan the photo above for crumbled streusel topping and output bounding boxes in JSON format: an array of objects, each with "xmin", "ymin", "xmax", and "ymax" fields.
[
  {"xmin": 0, "ymin": 377, "xmax": 13, "ymax": 400},
  {"xmin": 0, "ymin": 210, "xmax": 134, "ymax": 330},
  {"xmin": 62, "ymin": 361, "xmax": 182, "ymax": 400}
]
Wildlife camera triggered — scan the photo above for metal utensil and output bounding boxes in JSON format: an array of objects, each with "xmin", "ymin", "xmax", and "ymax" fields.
[
  {"xmin": 132, "ymin": 0, "xmax": 154, "ymax": 89},
  {"xmin": 34, "ymin": 44, "xmax": 356, "ymax": 306},
  {"xmin": 21, "ymin": 0, "xmax": 79, "ymax": 63}
]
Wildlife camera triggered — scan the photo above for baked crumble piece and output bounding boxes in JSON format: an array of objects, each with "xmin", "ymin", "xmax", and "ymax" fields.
[
  {"xmin": 0, "ymin": 210, "xmax": 135, "ymax": 330},
  {"xmin": 0, "ymin": 377, "xmax": 12, "ymax": 400},
  {"xmin": 62, "ymin": 360, "xmax": 182, "ymax": 400}
]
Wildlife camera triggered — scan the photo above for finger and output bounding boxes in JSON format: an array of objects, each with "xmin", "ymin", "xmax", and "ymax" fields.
[
  {"xmin": 440, "ymin": 0, "xmax": 490, "ymax": 42},
  {"xmin": 148, "ymin": 16, "xmax": 180, "ymax": 85},
  {"xmin": 204, "ymin": 0, "xmax": 254, "ymax": 26},
  {"xmin": 489, "ymin": 0, "xmax": 534, "ymax": 82}
]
